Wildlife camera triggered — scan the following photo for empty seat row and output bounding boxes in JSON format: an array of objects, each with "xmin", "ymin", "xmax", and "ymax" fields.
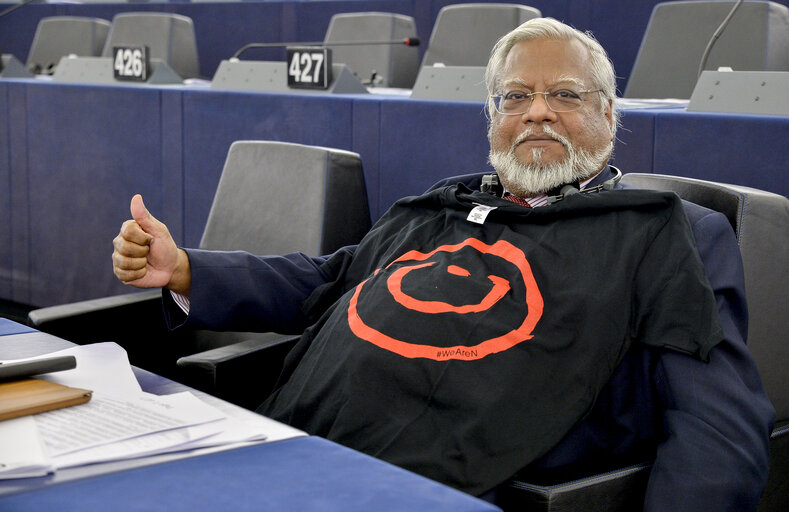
[
  {"xmin": 25, "ymin": 2, "xmax": 789, "ymax": 98},
  {"xmin": 27, "ymin": 13, "xmax": 199, "ymax": 79},
  {"xmin": 26, "ymin": 4, "xmax": 541, "ymax": 86}
]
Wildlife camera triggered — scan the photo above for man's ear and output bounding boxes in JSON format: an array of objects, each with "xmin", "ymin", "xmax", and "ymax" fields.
[{"xmin": 605, "ymin": 99, "xmax": 615, "ymax": 140}]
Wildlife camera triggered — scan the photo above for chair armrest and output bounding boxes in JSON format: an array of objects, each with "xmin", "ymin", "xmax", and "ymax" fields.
[
  {"xmin": 177, "ymin": 334, "xmax": 300, "ymax": 410},
  {"xmin": 26, "ymin": 289, "xmax": 191, "ymax": 380},
  {"xmin": 498, "ymin": 462, "xmax": 651, "ymax": 511},
  {"xmin": 27, "ymin": 289, "xmax": 164, "ymax": 343}
]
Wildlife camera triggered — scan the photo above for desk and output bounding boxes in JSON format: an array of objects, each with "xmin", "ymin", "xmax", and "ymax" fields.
[{"xmin": 0, "ymin": 318, "xmax": 501, "ymax": 511}]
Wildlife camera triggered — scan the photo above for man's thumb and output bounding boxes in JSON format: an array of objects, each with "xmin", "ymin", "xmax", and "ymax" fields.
[{"xmin": 130, "ymin": 194, "xmax": 160, "ymax": 235}]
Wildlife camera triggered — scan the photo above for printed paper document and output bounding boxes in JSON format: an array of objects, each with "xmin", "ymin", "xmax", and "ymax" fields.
[{"xmin": 0, "ymin": 342, "xmax": 304, "ymax": 479}]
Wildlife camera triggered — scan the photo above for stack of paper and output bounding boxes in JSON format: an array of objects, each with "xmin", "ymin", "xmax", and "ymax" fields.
[{"xmin": 0, "ymin": 342, "xmax": 304, "ymax": 479}]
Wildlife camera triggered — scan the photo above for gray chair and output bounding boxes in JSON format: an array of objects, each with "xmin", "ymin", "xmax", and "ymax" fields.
[
  {"xmin": 27, "ymin": 141, "xmax": 371, "ymax": 402},
  {"xmin": 619, "ymin": 173, "xmax": 789, "ymax": 512},
  {"xmin": 421, "ymin": 3, "xmax": 541, "ymax": 67},
  {"xmin": 101, "ymin": 12, "xmax": 200, "ymax": 79},
  {"xmin": 624, "ymin": 1, "xmax": 789, "ymax": 99},
  {"xmin": 323, "ymin": 12, "xmax": 419, "ymax": 88},
  {"xmin": 26, "ymin": 16, "xmax": 110, "ymax": 75}
]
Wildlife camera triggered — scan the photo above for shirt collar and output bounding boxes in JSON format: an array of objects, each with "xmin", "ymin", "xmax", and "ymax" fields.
[{"xmin": 504, "ymin": 169, "xmax": 604, "ymax": 208}]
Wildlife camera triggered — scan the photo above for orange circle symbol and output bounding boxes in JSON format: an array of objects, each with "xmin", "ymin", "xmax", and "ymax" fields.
[{"xmin": 347, "ymin": 238, "xmax": 543, "ymax": 361}]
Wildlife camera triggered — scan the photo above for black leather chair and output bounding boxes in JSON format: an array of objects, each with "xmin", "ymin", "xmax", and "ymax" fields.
[
  {"xmin": 618, "ymin": 173, "xmax": 789, "ymax": 512},
  {"xmin": 27, "ymin": 141, "xmax": 371, "ymax": 396},
  {"xmin": 166, "ymin": 173, "xmax": 789, "ymax": 510}
]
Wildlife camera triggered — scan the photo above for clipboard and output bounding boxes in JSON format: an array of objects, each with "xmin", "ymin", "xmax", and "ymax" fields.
[{"xmin": 0, "ymin": 378, "xmax": 92, "ymax": 421}]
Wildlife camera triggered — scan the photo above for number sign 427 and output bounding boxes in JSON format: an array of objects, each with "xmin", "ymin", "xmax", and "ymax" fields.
[
  {"xmin": 113, "ymin": 46, "xmax": 150, "ymax": 82},
  {"xmin": 286, "ymin": 47, "xmax": 332, "ymax": 89}
]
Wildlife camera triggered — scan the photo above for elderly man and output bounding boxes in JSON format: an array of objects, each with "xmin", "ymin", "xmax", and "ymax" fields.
[{"xmin": 113, "ymin": 18, "xmax": 773, "ymax": 511}]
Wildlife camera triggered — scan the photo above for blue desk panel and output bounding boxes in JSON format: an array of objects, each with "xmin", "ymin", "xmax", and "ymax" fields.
[
  {"xmin": 377, "ymin": 97, "xmax": 491, "ymax": 211},
  {"xmin": 1, "ymin": 78, "xmax": 788, "ymax": 308},
  {"xmin": 0, "ymin": 79, "xmax": 12, "ymax": 302},
  {"xmin": 652, "ymin": 109, "xmax": 789, "ymax": 195},
  {"xmin": 15, "ymin": 82, "xmax": 181, "ymax": 306},
  {"xmin": 610, "ymin": 107, "xmax": 661, "ymax": 175},
  {"xmin": 0, "ymin": 437, "xmax": 500, "ymax": 512},
  {"xmin": 0, "ymin": 318, "xmax": 36, "ymax": 335}
]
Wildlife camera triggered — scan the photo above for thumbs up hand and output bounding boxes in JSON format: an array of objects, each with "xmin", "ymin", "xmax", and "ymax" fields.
[{"xmin": 112, "ymin": 195, "xmax": 191, "ymax": 294}]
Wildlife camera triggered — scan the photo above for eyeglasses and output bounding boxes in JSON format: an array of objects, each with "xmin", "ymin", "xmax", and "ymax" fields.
[{"xmin": 491, "ymin": 88, "xmax": 603, "ymax": 115}]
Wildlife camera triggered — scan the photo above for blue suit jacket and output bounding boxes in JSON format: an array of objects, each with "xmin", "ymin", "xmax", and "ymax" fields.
[{"xmin": 168, "ymin": 167, "xmax": 774, "ymax": 511}]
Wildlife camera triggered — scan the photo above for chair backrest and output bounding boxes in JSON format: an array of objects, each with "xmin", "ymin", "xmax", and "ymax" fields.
[
  {"xmin": 323, "ymin": 12, "xmax": 419, "ymax": 88},
  {"xmin": 620, "ymin": 173, "xmax": 789, "ymax": 422},
  {"xmin": 27, "ymin": 16, "xmax": 110, "ymax": 75},
  {"xmin": 102, "ymin": 12, "xmax": 199, "ymax": 79},
  {"xmin": 199, "ymin": 141, "xmax": 371, "ymax": 257},
  {"xmin": 421, "ymin": 3, "xmax": 541, "ymax": 67},
  {"xmin": 624, "ymin": 1, "xmax": 789, "ymax": 99},
  {"xmin": 192, "ymin": 141, "xmax": 371, "ymax": 352}
]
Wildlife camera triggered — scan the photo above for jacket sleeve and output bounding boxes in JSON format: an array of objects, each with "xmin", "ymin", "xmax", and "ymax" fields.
[
  {"xmin": 162, "ymin": 246, "xmax": 356, "ymax": 334},
  {"xmin": 643, "ymin": 207, "xmax": 775, "ymax": 512}
]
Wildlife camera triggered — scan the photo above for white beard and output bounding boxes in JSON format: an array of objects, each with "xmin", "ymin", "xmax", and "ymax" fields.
[{"xmin": 489, "ymin": 125, "xmax": 612, "ymax": 198}]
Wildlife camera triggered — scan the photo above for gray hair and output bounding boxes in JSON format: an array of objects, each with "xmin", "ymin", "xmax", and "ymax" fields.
[{"xmin": 485, "ymin": 17, "xmax": 620, "ymax": 136}]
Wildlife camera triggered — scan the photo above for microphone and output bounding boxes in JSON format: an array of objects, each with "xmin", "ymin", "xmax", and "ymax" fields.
[
  {"xmin": 697, "ymin": 0, "xmax": 744, "ymax": 79},
  {"xmin": 480, "ymin": 174, "xmax": 503, "ymax": 196},
  {"xmin": 231, "ymin": 37, "xmax": 420, "ymax": 60}
]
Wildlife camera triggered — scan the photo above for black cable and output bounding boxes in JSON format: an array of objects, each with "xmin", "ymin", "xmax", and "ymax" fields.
[{"xmin": 231, "ymin": 38, "xmax": 420, "ymax": 60}]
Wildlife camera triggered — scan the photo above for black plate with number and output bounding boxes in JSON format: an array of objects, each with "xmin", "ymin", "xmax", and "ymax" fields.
[
  {"xmin": 113, "ymin": 45, "xmax": 150, "ymax": 82},
  {"xmin": 286, "ymin": 47, "xmax": 332, "ymax": 89}
]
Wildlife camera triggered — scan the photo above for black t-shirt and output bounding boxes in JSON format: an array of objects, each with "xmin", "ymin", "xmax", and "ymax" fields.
[{"xmin": 259, "ymin": 185, "xmax": 723, "ymax": 495}]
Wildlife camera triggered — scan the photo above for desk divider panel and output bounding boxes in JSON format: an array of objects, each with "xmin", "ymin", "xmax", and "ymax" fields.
[
  {"xmin": 24, "ymin": 82, "xmax": 179, "ymax": 306},
  {"xmin": 350, "ymin": 96, "xmax": 382, "ymax": 218},
  {"xmin": 609, "ymin": 107, "xmax": 659, "ymax": 175},
  {"xmin": 160, "ymin": 89, "xmax": 186, "ymax": 247},
  {"xmin": 651, "ymin": 110, "xmax": 789, "ymax": 199},
  {"xmin": 376, "ymin": 97, "xmax": 491, "ymax": 218},
  {"xmin": 0, "ymin": 82, "xmax": 15, "ymax": 300},
  {"xmin": 3, "ymin": 81, "xmax": 32, "ymax": 305}
]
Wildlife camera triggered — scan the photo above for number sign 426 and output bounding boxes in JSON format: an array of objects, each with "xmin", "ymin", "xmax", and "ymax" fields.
[
  {"xmin": 286, "ymin": 47, "xmax": 332, "ymax": 89},
  {"xmin": 113, "ymin": 46, "xmax": 149, "ymax": 82}
]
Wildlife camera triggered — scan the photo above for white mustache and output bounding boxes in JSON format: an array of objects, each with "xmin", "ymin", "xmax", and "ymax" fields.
[{"xmin": 512, "ymin": 126, "xmax": 571, "ymax": 151}]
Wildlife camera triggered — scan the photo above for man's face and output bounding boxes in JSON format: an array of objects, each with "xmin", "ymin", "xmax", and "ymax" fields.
[{"xmin": 488, "ymin": 38, "xmax": 614, "ymax": 197}]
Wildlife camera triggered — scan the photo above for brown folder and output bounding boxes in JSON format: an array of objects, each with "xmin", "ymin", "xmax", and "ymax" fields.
[{"xmin": 0, "ymin": 378, "xmax": 92, "ymax": 421}]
